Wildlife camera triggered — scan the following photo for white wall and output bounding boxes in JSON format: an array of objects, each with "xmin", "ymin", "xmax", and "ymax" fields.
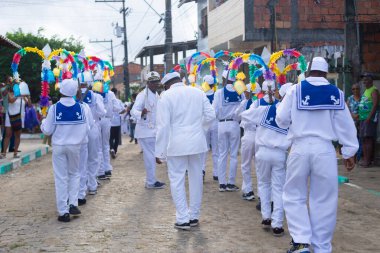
[
  {"xmin": 197, "ymin": 0, "xmax": 209, "ymax": 51},
  {"xmin": 208, "ymin": 0, "xmax": 244, "ymax": 49}
]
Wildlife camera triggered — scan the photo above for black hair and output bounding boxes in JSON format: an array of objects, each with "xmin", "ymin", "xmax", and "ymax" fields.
[{"xmin": 111, "ymin": 87, "xmax": 118, "ymax": 93}]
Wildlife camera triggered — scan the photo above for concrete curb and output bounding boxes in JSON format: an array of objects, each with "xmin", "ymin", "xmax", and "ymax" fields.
[{"xmin": 0, "ymin": 146, "xmax": 49, "ymax": 175}]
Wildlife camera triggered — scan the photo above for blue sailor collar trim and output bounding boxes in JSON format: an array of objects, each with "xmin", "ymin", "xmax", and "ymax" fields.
[
  {"xmin": 54, "ymin": 102, "xmax": 86, "ymax": 125},
  {"xmin": 260, "ymin": 104, "xmax": 288, "ymax": 135},
  {"xmin": 296, "ymin": 80, "xmax": 345, "ymax": 110},
  {"xmin": 222, "ymin": 86, "xmax": 242, "ymax": 105}
]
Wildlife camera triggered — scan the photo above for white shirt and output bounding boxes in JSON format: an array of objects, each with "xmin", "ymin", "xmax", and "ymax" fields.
[
  {"xmin": 8, "ymin": 96, "xmax": 26, "ymax": 127},
  {"xmin": 103, "ymin": 91, "xmax": 124, "ymax": 118},
  {"xmin": 235, "ymin": 98, "xmax": 256, "ymax": 131},
  {"xmin": 131, "ymin": 88, "xmax": 159, "ymax": 139},
  {"xmin": 205, "ymin": 89, "xmax": 218, "ymax": 130},
  {"xmin": 111, "ymin": 99, "xmax": 124, "ymax": 127},
  {"xmin": 212, "ymin": 84, "xmax": 244, "ymax": 121},
  {"xmin": 241, "ymin": 104, "xmax": 291, "ymax": 151},
  {"xmin": 276, "ymin": 76, "xmax": 359, "ymax": 159},
  {"xmin": 81, "ymin": 89, "xmax": 106, "ymax": 122},
  {"xmin": 155, "ymin": 82, "xmax": 216, "ymax": 158},
  {"xmin": 41, "ymin": 97, "xmax": 93, "ymax": 146}
]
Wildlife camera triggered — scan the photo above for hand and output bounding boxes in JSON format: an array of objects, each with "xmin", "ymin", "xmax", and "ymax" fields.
[
  {"xmin": 141, "ymin": 108, "xmax": 149, "ymax": 117},
  {"xmin": 344, "ymin": 156, "xmax": 355, "ymax": 171},
  {"xmin": 155, "ymin": 157, "xmax": 162, "ymax": 164}
]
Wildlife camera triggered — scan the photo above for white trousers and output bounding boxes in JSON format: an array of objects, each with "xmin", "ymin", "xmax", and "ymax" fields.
[
  {"xmin": 87, "ymin": 124, "xmax": 101, "ymax": 190},
  {"xmin": 283, "ymin": 137, "xmax": 338, "ymax": 253},
  {"xmin": 52, "ymin": 144, "xmax": 81, "ymax": 216},
  {"xmin": 167, "ymin": 154, "xmax": 203, "ymax": 224},
  {"xmin": 240, "ymin": 130, "xmax": 256, "ymax": 194},
  {"xmin": 98, "ymin": 118, "xmax": 112, "ymax": 176},
  {"xmin": 138, "ymin": 137, "xmax": 157, "ymax": 185},
  {"xmin": 255, "ymin": 146, "xmax": 286, "ymax": 228},
  {"xmin": 217, "ymin": 121, "xmax": 240, "ymax": 185},
  {"xmin": 201, "ymin": 127, "xmax": 218, "ymax": 176},
  {"xmin": 79, "ymin": 144, "xmax": 88, "ymax": 199}
]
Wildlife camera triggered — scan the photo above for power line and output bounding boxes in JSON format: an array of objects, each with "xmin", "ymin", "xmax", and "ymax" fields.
[{"xmin": 128, "ymin": 0, "xmax": 153, "ymax": 38}]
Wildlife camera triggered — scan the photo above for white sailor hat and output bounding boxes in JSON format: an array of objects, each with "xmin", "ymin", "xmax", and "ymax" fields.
[
  {"xmin": 161, "ymin": 72, "xmax": 180, "ymax": 85},
  {"xmin": 203, "ymin": 75, "xmax": 215, "ymax": 85},
  {"xmin": 146, "ymin": 71, "xmax": 161, "ymax": 82},
  {"xmin": 246, "ymin": 83, "xmax": 261, "ymax": 93},
  {"xmin": 310, "ymin": 57, "xmax": 328, "ymax": 73},
  {"xmin": 261, "ymin": 80, "xmax": 275, "ymax": 92},
  {"xmin": 60, "ymin": 79, "xmax": 78, "ymax": 97},
  {"xmin": 279, "ymin": 82, "xmax": 292, "ymax": 97}
]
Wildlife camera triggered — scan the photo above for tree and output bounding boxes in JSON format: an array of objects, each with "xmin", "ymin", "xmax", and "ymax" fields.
[{"xmin": 0, "ymin": 28, "xmax": 83, "ymax": 103}]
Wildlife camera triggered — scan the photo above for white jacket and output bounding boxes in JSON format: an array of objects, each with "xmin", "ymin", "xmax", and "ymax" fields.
[
  {"xmin": 155, "ymin": 82, "xmax": 216, "ymax": 158},
  {"xmin": 276, "ymin": 77, "xmax": 359, "ymax": 159},
  {"xmin": 131, "ymin": 88, "xmax": 158, "ymax": 139},
  {"xmin": 41, "ymin": 97, "xmax": 93, "ymax": 146}
]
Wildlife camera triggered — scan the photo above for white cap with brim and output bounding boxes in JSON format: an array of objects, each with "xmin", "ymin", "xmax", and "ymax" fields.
[
  {"xmin": 310, "ymin": 57, "xmax": 328, "ymax": 73},
  {"xmin": 146, "ymin": 71, "xmax": 161, "ymax": 81},
  {"xmin": 203, "ymin": 75, "xmax": 215, "ymax": 85},
  {"xmin": 60, "ymin": 79, "xmax": 78, "ymax": 97},
  {"xmin": 246, "ymin": 83, "xmax": 261, "ymax": 94},
  {"xmin": 162, "ymin": 72, "xmax": 180, "ymax": 85},
  {"xmin": 279, "ymin": 82, "xmax": 292, "ymax": 97}
]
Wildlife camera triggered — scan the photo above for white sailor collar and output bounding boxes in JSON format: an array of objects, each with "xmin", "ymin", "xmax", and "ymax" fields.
[{"xmin": 305, "ymin": 77, "xmax": 330, "ymax": 86}]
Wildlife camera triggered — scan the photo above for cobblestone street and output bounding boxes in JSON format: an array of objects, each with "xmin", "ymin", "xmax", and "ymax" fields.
[{"xmin": 0, "ymin": 137, "xmax": 380, "ymax": 253}]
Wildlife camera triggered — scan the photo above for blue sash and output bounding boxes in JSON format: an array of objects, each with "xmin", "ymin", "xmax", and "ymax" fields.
[
  {"xmin": 260, "ymin": 105, "xmax": 288, "ymax": 135},
  {"xmin": 54, "ymin": 102, "xmax": 85, "ymax": 125},
  {"xmin": 222, "ymin": 87, "xmax": 242, "ymax": 105},
  {"xmin": 296, "ymin": 80, "xmax": 345, "ymax": 110},
  {"xmin": 207, "ymin": 93, "xmax": 214, "ymax": 104},
  {"xmin": 258, "ymin": 98, "xmax": 278, "ymax": 107},
  {"xmin": 246, "ymin": 99, "xmax": 253, "ymax": 110}
]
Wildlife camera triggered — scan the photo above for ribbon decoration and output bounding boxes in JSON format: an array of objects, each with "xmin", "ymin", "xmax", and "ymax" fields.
[{"xmin": 268, "ymin": 48, "xmax": 307, "ymax": 85}]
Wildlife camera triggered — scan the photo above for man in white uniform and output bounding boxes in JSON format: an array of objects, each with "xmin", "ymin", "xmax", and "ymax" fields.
[
  {"xmin": 110, "ymin": 88, "xmax": 125, "ymax": 159},
  {"xmin": 41, "ymin": 79, "xmax": 92, "ymax": 222},
  {"xmin": 235, "ymin": 83, "xmax": 261, "ymax": 200},
  {"xmin": 155, "ymin": 72, "xmax": 215, "ymax": 230},
  {"xmin": 77, "ymin": 72, "xmax": 106, "ymax": 205},
  {"xmin": 276, "ymin": 57, "xmax": 358, "ymax": 253},
  {"xmin": 201, "ymin": 75, "xmax": 219, "ymax": 181},
  {"xmin": 94, "ymin": 75, "xmax": 124, "ymax": 179},
  {"xmin": 242, "ymin": 84, "xmax": 292, "ymax": 237},
  {"xmin": 132, "ymin": 71, "xmax": 165, "ymax": 189},
  {"xmin": 212, "ymin": 71, "xmax": 244, "ymax": 192}
]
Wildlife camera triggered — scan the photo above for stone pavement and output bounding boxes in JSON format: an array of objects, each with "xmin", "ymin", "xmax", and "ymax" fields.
[{"xmin": 0, "ymin": 137, "xmax": 379, "ymax": 252}]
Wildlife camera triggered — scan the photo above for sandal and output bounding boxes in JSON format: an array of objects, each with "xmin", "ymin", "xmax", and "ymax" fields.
[
  {"xmin": 13, "ymin": 153, "xmax": 20, "ymax": 159},
  {"xmin": 0, "ymin": 153, "xmax": 5, "ymax": 159}
]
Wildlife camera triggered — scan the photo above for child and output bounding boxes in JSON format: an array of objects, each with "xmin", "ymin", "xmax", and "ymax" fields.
[{"xmin": 41, "ymin": 79, "xmax": 92, "ymax": 222}]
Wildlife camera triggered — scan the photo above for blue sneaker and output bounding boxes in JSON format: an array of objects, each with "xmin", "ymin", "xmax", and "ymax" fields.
[{"xmin": 287, "ymin": 240, "xmax": 310, "ymax": 253}]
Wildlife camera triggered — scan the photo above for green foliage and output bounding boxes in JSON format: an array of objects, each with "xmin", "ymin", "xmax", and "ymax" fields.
[{"xmin": 0, "ymin": 28, "xmax": 83, "ymax": 103}]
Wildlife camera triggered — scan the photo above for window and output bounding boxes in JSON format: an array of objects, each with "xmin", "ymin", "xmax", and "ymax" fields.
[{"xmin": 200, "ymin": 7, "xmax": 208, "ymax": 38}]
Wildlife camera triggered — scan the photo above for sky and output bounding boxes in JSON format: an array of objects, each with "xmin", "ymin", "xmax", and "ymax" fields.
[{"xmin": 0, "ymin": 0, "xmax": 197, "ymax": 66}]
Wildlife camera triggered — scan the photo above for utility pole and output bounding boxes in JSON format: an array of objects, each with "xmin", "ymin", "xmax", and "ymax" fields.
[
  {"xmin": 89, "ymin": 39, "xmax": 115, "ymax": 87},
  {"xmin": 164, "ymin": 0, "xmax": 173, "ymax": 73},
  {"xmin": 95, "ymin": 0, "xmax": 130, "ymax": 101}
]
